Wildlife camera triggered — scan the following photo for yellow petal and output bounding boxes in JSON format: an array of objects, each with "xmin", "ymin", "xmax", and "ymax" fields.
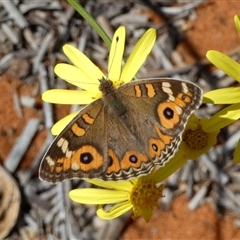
[
  {"xmin": 86, "ymin": 179, "xmax": 133, "ymax": 191},
  {"xmin": 97, "ymin": 201, "xmax": 132, "ymax": 220},
  {"xmin": 120, "ymin": 28, "xmax": 157, "ymax": 83},
  {"xmin": 69, "ymin": 189, "xmax": 129, "ymax": 204},
  {"xmin": 234, "ymin": 14, "xmax": 240, "ymax": 37},
  {"xmin": 42, "ymin": 89, "xmax": 96, "ymax": 104},
  {"xmin": 186, "ymin": 114, "xmax": 199, "ymax": 130},
  {"xmin": 63, "ymin": 44, "xmax": 104, "ymax": 82},
  {"xmin": 153, "ymin": 150, "xmax": 187, "ymax": 183},
  {"xmin": 51, "ymin": 111, "xmax": 79, "ymax": 135},
  {"xmin": 108, "ymin": 26, "xmax": 125, "ymax": 81},
  {"xmin": 203, "ymin": 103, "xmax": 240, "ymax": 132},
  {"xmin": 206, "ymin": 50, "xmax": 240, "ymax": 82},
  {"xmin": 203, "ymin": 88, "xmax": 240, "ymax": 104},
  {"xmin": 54, "ymin": 64, "xmax": 99, "ymax": 92},
  {"xmin": 233, "ymin": 139, "xmax": 240, "ymax": 163}
]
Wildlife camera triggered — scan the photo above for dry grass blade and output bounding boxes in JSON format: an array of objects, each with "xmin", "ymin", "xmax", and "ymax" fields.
[
  {"xmin": 2, "ymin": 1, "xmax": 28, "ymax": 28},
  {"xmin": 4, "ymin": 119, "xmax": 40, "ymax": 173},
  {"xmin": 39, "ymin": 64, "xmax": 54, "ymax": 130},
  {"xmin": 0, "ymin": 53, "xmax": 13, "ymax": 74}
]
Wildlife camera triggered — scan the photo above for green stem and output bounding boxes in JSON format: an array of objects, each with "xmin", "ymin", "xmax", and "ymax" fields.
[{"xmin": 67, "ymin": 0, "xmax": 111, "ymax": 47}]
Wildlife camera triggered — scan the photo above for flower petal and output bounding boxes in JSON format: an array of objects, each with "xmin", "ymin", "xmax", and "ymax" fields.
[
  {"xmin": 108, "ymin": 26, "xmax": 125, "ymax": 81},
  {"xmin": 234, "ymin": 14, "xmax": 240, "ymax": 37},
  {"xmin": 42, "ymin": 89, "xmax": 96, "ymax": 104},
  {"xmin": 86, "ymin": 179, "xmax": 133, "ymax": 191},
  {"xmin": 69, "ymin": 189, "xmax": 129, "ymax": 204},
  {"xmin": 185, "ymin": 114, "xmax": 199, "ymax": 130},
  {"xmin": 233, "ymin": 139, "xmax": 240, "ymax": 163},
  {"xmin": 203, "ymin": 103, "xmax": 240, "ymax": 132},
  {"xmin": 63, "ymin": 44, "xmax": 104, "ymax": 82},
  {"xmin": 203, "ymin": 88, "xmax": 240, "ymax": 104},
  {"xmin": 120, "ymin": 28, "xmax": 156, "ymax": 83},
  {"xmin": 55, "ymin": 64, "xmax": 100, "ymax": 92},
  {"xmin": 206, "ymin": 50, "xmax": 240, "ymax": 82},
  {"xmin": 51, "ymin": 111, "xmax": 79, "ymax": 135},
  {"xmin": 97, "ymin": 201, "xmax": 132, "ymax": 220},
  {"xmin": 153, "ymin": 150, "xmax": 187, "ymax": 183}
]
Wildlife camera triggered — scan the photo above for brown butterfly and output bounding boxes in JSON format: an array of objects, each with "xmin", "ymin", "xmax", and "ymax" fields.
[{"xmin": 39, "ymin": 78, "xmax": 202, "ymax": 183}]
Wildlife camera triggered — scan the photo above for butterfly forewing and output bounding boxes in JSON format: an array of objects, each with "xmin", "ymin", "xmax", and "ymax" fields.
[
  {"xmin": 39, "ymin": 99, "xmax": 109, "ymax": 183},
  {"xmin": 116, "ymin": 78, "xmax": 202, "ymax": 166},
  {"xmin": 118, "ymin": 78, "xmax": 202, "ymax": 135}
]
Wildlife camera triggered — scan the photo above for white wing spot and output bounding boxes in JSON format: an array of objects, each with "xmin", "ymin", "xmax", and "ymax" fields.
[
  {"xmin": 61, "ymin": 139, "xmax": 69, "ymax": 153},
  {"xmin": 71, "ymin": 162, "xmax": 79, "ymax": 170},
  {"xmin": 162, "ymin": 87, "xmax": 173, "ymax": 95},
  {"xmin": 176, "ymin": 106, "xmax": 183, "ymax": 115},
  {"xmin": 66, "ymin": 150, "xmax": 73, "ymax": 158},
  {"xmin": 162, "ymin": 82, "xmax": 171, "ymax": 88},
  {"xmin": 162, "ymin": 83, "xmax": 175, "ymax": 101},
  {"xmin": 181, "ymin": 83, "xmax": 189, "ymax": 94},
  {"xmin": 57, "ymin": 138, "xmax": 64, "ymax": 147},
  {"xmin": 57, "ymin": 137, "xmax": 73, "ymax": 157},
  {"xmin": 168, "ymin": 95, "xmax": 175, "ymax": 101},
  {"xmin": 46, "ymin": 156, "xmax": 55, "ymax": 166}
]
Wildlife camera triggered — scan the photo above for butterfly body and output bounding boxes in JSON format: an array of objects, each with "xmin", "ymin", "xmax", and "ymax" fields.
[
  {"xmin": 39, "ymin": 78, "xmax": 202, "ymax": 183},
  {"xmin": 100, "ymin": 79, "xmax": 128, "ymax": 119}
]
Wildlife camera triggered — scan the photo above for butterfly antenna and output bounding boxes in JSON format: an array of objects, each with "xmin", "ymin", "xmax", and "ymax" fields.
[{"xmin": 108, "ymin": 35, "xmax": 121, "ymax": 85}]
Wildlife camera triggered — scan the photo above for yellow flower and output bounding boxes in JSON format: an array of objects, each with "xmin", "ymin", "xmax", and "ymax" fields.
[
  {"xmin": 42, "ymin": 26, "xmax": 156, "ymax": 135},
  {"xmin": 205, "ymin": 14, "xmax": 240, "ymax": 163},
  {"xmin": 69, "ymin": 156, "xmax": 187, "ymax": 222},
  {"xmin": 177, "ymin": 114, "xmax": 219, "ymax": 160},
  {"xmin": 156, "ymin": 114, "xmax": 219, "ymax": 167}
]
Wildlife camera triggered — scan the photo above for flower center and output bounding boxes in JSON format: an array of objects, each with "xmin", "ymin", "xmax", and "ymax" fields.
[
  {"xmin": 183, "ymin": 127, "xmax": 208, "ymax": 149},
  {"xmin": 130, "ymin": 178, "xmax": 164, "ymax": 218}
]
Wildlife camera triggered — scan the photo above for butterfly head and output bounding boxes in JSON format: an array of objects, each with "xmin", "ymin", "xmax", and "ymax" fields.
[{"xmin": 99, "ymin": 78, "xmax": 116, "ymax": 96}]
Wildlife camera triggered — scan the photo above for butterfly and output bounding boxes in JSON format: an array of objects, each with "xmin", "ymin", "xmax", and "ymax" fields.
[{"xmin": 39, "ymin": 78, "xmax": 202, "ymax": 183}]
